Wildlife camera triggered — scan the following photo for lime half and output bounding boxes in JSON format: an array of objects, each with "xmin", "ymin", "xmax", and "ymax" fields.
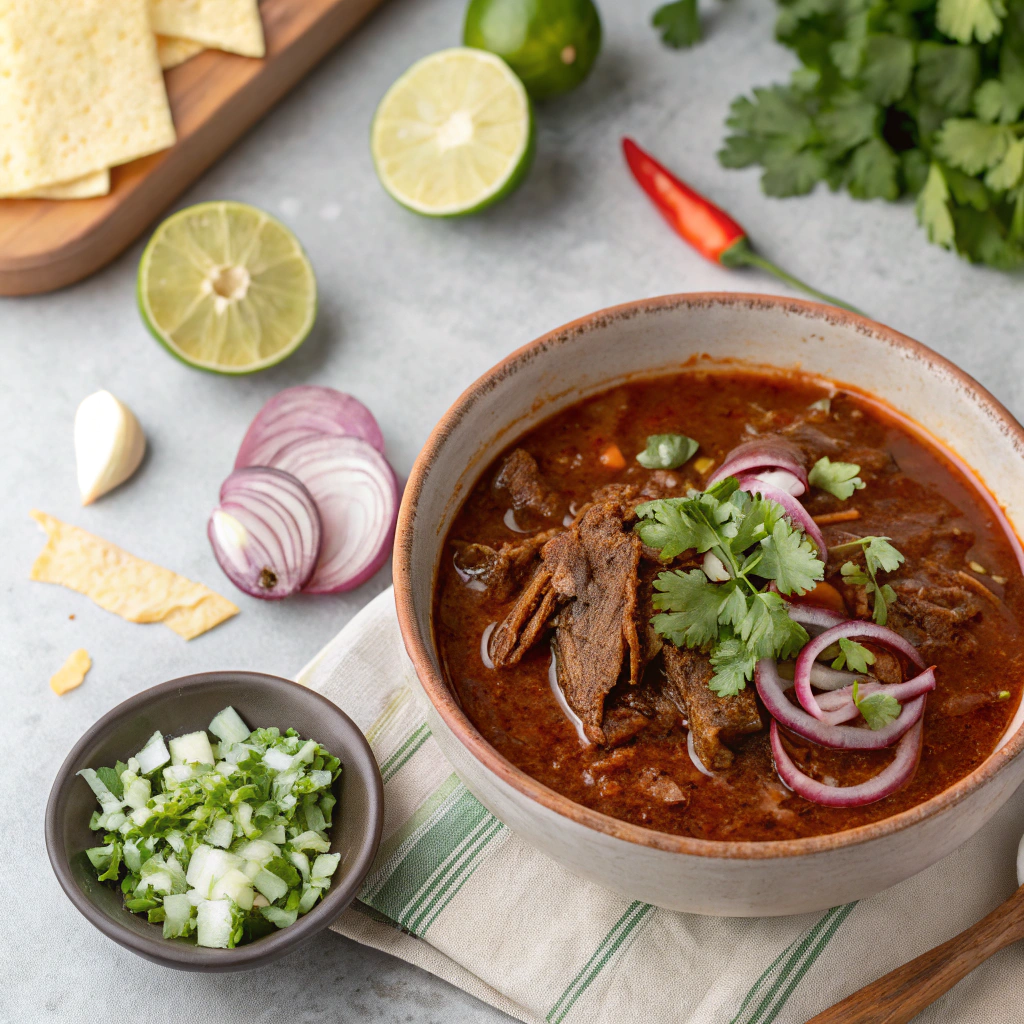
[
  {"xmin": 371, "ymin": 47, "xmax": 534, "ymax": 217},
  {"xmin": 138, "ymin": 201, "xmax": 317, "ymax": 375}
]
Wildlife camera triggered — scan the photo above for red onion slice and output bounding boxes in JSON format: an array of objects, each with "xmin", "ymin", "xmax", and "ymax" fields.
[
  {"xmin": 785, "ymin": 603, "xmax": 847, "ymax": 635},
  {"xmin": 736, "ymin": 474, "xmax": 826, "ymax": 556},
  {"xmin": 707, "ymin": 439, "xmax": 808, "ymax": 495},
  {"xmin": 208, "ymin": 467, "xmax": 322, "ymax": 600},
  {"xmin": 755, "ymin": 658, "xmax": 926, "ymax": 749},
  {"xmin": 748, "ymin": 468, "xmax": 805, "ymax": 496},
  {"xmin": 269, "ymin": 435, "xmax": 400, "ymax": 594},
  {"xmin": 771, "ymin": 718, "xmax": 923, "ymax": 807},
  {"xmin": 813, "ymin": 668, "xmax": 937, "ymax": 723},
  {"xmin": 235, "ymin": 386, "xmax": 385, "ymax": 469},
  {"xmin": 795, "ymin": 621, "xmax": 926, "ymax": 720}
]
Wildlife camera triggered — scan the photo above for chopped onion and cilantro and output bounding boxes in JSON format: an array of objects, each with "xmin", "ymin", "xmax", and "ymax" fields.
[{"xmin": 80, "ymin": 706, "xmax": 342, "ymax": 948}]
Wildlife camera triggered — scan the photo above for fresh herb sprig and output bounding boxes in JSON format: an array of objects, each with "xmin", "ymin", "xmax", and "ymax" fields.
[
  {"xmin": 852, "ymin": 679, "xmax": 902, "ymax": 731},
  {"xmin": 636, "ymin": 433, "xmax": 699, "ymax": 469},
  {"xmin": 832, "ymin": 637, "xmax": 875, "ymax": 673},
  {"xmin": 716, "ymin": 0, "xmax": 1024, "ymax": 269},
  {"xmin": 636, "ymin": 477, "xmax": 824, "ymax": 695},
  {"xmin": 809, "ymin": 456, "xmax": 865, "ymax": 500},
  {"xmin": 652, "ymin": 0, "xmax": 703, "ymax": 49},
  {"xmin": 833, "ymin": 536, "xmax": 905, "ymax": 625}
]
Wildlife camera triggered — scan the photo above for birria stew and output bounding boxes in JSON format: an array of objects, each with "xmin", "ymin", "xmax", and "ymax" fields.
[{"xmin": 434, "ymin": 370, "xmax": 1024, "ymax": 842}]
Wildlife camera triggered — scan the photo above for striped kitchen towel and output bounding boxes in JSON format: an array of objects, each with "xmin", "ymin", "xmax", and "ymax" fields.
[{"xmin": 298, "ymin": 589, "xmax": 1024, "ymax": 1024}]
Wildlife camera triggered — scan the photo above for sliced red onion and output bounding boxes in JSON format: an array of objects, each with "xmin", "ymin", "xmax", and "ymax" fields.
[
  {"xmin": 208, "ymin": 467, "xmax": 322, "ymax": 600},
  {"xmin": 785, "ymin": 603, "xmax": 847, "ymax": 635},
  {"xmin": 748, "ymin": 469, "xmax": 805, "ymax": 496},
  {"xmin": 736, "ymin": 474, "xmax": 825, "ymax": 556},
  {"xmin": 775, "ymin": 661, "xmax": 865, "ymax": 692},
  {"xmin": 269, "ymin": 435, "xmax": 400, "ymax": 594},
  {"xmin": 707, "ymin": 439, "xmax": 808, "ymax": 496},
  {"xmin": 770, "ymin": 718, "xmax": 923, "ymax": 807},
  {"xmin": 687, "ymin": 730, "xmax": 715, "ymax": 777},
  {"xmin": 235, "ymin": 386, "xmax": 385, "ymax": 470},
  {"xmin": 755, "ymin": 658, "xmax": 926, "ymax": 750},
  {"xmin": 813, "ymin": 668, "xmax": 937, "ymax": 723},
  {"xmin": 795, "ymin": 622, "xmax": 926, "ymax": 720},
  {"xmin": 480, "ymin": 623, "xmax": 497, "ymax": 670}
]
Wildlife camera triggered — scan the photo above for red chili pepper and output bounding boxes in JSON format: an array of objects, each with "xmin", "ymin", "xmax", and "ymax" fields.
[{"xmin": 621, "ymin": 138, "xmax": 862, "ymax": 315}]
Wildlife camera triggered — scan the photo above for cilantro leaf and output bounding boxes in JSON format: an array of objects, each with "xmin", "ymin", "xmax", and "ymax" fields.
[
  {"xmin": 831, "ymin": 637, "xmax": 876, "ymax": 673},
  {"xmin": 836, "ymin": 536, "xmax": 905, "ymax": 624},
  {"xmin": 636, "ymin": 433, "xmax": 699, "ymax": 470},
  {"xmin": 864, "ymin": 537, "xmax": 906, "ymax": 575},
  {"xmin": 846, "ymin": 138, "xmax": 900, "ymax": 200},
  {"xmin": 635, "ymin": 499, "xmax": 717, "ymax": 558},
  {"xmin": 917, "ymin": 163, "xmax": 957, "ymax": 247},
  {"xmin": 935, "ymin": 119, "xmax": 1014, "ymax": 174},
  {"xmin": 757, "ymin": 520, "xmax": 824, "ymax": 595},
  {"xmin": 809, "ymin": 456, "xmax": 865, "ymax": 499},
  {"xmin": 818, "ymin": 97, "xmax": 880, "ymax": 159},
  {"xmin": 985, "ymin": 138, "xmax": 1024, "ymax": 191},
  {"xmin": 855, "ymin": 687, "xmax": 902, "ymax": 730},
  {"xmin": 652, "ymin": 569, "xmax": 723, "ymax": 647},
  {"xmin": 96, "ymin": 766, "xmax": 124, "ymax": 800},
  {"xmin": 762, "ymin": 148, "xmax": 828, "ymax": 197},
  {"xmin": 936, "ymin": 0, "xmax": 1006, "ymax": 45},
  {"xmin": 952, "ymin": 205, "xmax": 1024, "ymax": 268},
  {"xmin": 859, "ymin": 35, "xmax": 916, "ymax": 106},
  {"xmin": 652, "ymin": 0, "xmax": 702, "ymax": 48},
  {"xmin": 708, "ymin": 636, "xmax": 757, "ymax": 696},
  {"xmin": 915, "ymin": 41, "xmax": 980, "ymax": 114}
]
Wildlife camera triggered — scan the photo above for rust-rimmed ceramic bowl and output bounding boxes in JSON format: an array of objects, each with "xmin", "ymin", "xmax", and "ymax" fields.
[
  {"xmin": 45, "ymin": 671, "xmax": 383, "ymax": 970},
  {"xmin": 393, "ymin": 292, "xmax": 1024, "ymax": 917}
]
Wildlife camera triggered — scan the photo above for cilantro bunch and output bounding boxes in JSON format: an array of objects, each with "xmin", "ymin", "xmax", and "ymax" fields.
[
  {"xmin": 717, "ymin": 0, "xmax": 1024, "ymax": 268},
  {"xmin": 636, "ymin": 477, "xmax": 824, "ymax": 695}
]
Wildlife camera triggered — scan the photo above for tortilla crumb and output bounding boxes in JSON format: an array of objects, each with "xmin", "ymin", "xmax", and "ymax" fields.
[{"xmin": 51, "ymin": 649, "xmax": 91, "ymax": 695}]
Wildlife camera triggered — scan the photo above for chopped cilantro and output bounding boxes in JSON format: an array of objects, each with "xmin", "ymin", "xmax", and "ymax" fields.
[
  {"xmin": 636, "ymin": 433, "xmax": 699, "ymax": 470},
  {"xmin": 652, "ymin": 0, "xmax": 702, "ymax": 48},
  {"xmin": 852, "ymin": 680, "xmax": 902, "ymax": 730},
  {"xmin": 831, "ymin": 637, "xmax": 875, "ymax": 673},
  {"xmin": 809, "ymin": 457, "xmax": 865, "ymax": 500},
  {"xmin": 714, "ymin": 0, "xmax": 1024, "ymax": 269},
  {"xmin": 834, "ymin": 535, "xmax": 905, "ymax": 625},
  {"xmin": 638, "ymin": 480, "xmax": 824, "ymax": 695}
]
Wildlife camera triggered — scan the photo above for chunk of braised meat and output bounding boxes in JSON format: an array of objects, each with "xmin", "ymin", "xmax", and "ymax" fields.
[
  {"xmin": 887, "ymin": 567, "xmax": 985, "ymax": 656},
  {"xmin": 637, "ymin": 766, "xmax": 689, "ymax": 806},
  {"xmin": 493, "ymin": 449, "xmax": 561, "ymax": 519},
  {"xmin": 600, "ymin": 674, "xmax": 683, "ymax": 749},
  {"xmin": 451, "ymin": 529, "xmax": 560, "ymax": 601},
  {"xmin": 489, "ymin": 564, "xmax": 558, "ymax": 667},
  {"xmin": 663, "ymin": 646, "xmax": 763, "ymax": 771}
]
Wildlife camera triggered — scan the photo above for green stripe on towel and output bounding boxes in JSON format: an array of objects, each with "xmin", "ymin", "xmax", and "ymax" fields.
[
  {"xmin": 546, "ymin": 901, "xmax": 655, "ymax": 1024},
  {"xmin": 380, "ymin": 721, "xmax": 432, "ymax": 783}
]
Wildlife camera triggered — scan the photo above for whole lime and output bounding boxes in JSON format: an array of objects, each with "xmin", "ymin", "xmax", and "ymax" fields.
[{"xmin": 463, "ymin": 0, "xmax": 602, "ymax": 100}]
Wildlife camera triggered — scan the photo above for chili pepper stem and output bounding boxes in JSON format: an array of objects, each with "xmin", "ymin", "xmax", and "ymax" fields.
[{"xmin": 720, "ymin": 238, "xmax": 866, "ymax": 316}]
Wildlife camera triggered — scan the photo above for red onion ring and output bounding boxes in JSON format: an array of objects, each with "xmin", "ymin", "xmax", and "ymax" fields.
[
  {"xmin": 794, "ymin": 622, "xmax": 926, "ymax": 720},
  {"xmin": 755, "ymin": 658, "xmax": 926, "ymax": 749},
  {"xmin": 784, "ymin": 603, "xmax": 847, "ymax": 634},
  {"xmin": 269, "ymin": 435, "xmax": 400, "ymax": 593},
  {"xmin": 207, "ymin": 467, "xmax": 322, "ymax": 599},
  {"xmin": 748, "ymin": 469, "xmax": 805, "ymax": 497},
  {"xmin": 235, "ymin": 386, "xmax": 385, "ymax": 469},
  {"xmin": 736, "ymin": 474, "xmax": 826, "ymax": 556},
  {"xmin": 707, "ymin": 439, "xmax": 809, "ymax": 496},
  {"xmin": 811, "ymin": 668, "xmax": 936, "ymax": 724},
  {"xmin": 770, "ymin": 718, "xmax": 923, "ymax": 807}
]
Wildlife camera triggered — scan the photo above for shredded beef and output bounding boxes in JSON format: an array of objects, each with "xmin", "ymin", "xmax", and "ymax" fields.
[
  {"xmin": 451, "ymin": 529, "xmax": 560, "ymax": 601},
  {"xmin": 600, "ymin": 675, "xmax": 683, "ymax": 748},
  {"xmin": 887, "ymin": 566, "xmax": 984, "ymax": 655},
  {"xmin": 494, "ymin": 449, "xmax": 561, "ymax": 519},
  {"xmin": 663, "ymin": 646, "xmax": 763, "ymax": 770}
]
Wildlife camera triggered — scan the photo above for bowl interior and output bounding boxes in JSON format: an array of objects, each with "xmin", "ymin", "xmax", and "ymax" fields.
[
  {"xmin": 397, "ymin": 293, "xmax": 1024, "ymax": 852},
  {"xmin": 46, "ymin": 671, "xmax": 383, "ymax": 970}
]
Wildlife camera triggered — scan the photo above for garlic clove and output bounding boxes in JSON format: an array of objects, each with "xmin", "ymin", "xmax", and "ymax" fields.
[{"xmin": 74, "ymin": 390, "xmax": 146, "ymax": 505}]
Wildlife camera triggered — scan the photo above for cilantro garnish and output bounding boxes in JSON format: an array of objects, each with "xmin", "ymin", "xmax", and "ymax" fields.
[
  {"xmin": 714, "ymin": 0, "xmax": 1024, "ymax": 269},
  {"xmin": 636, "ymin": 433, "xmax": 699, "ymax": 470},
  {"xmin": 809, "ymin": 456, "xmax": 865, "ymax": 500},
  {"xmin": 833, "ymin": 536, "xmax": 905, "ymax": 626},
  {"xmin": 852, "ymin": 679, "xmax": 902, "ymax": 730},
  {"xmin": 831, "ymin": 637, "xmax": 875, "ymax": 673},
  {"xmin": 652, "ymin": 0, "xmax": 702, "ymax": 49},
  {"xmin": 637, "ymin": 478, "xmax": 824, "ymax": 695}
]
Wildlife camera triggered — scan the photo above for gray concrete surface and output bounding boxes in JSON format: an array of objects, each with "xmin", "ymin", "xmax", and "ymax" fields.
[{"xmin": 4, "ymin": 0, "xmax": 1024, "ymax": 1021}]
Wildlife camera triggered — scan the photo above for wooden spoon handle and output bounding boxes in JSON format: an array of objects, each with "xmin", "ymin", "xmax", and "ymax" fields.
[{"xmin": 806, "ymin": 884, "xmax": 1024, "ymax": 1024}]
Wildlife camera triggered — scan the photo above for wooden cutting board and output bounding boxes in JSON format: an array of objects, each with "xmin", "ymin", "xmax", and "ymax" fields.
[{"xmin": 0, "ymin": 0, "xmax": 389, "ymax": 297}]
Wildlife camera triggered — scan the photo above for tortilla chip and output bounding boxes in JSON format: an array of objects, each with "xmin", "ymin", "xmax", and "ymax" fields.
[
  {"xmin": 12, "ymin": 170, "xmax": 111, "ymax": 200},
  {"xmin": 156, "ymin": 34, "xmax": 205, "ymax": 70},
  {"xmin": 0, "ymin": 0, "xmax": 176, "ymax": 195},
  {"xmin": 150, "ymin": 0, "xmax": 265, "ymax": 58},
  {"xmin": 29, "ymin": 511, "xmax": 238, "ymax": 641},
  {"xmin": 51, "ymin": 649, "xmax": 91, "ymax": 695}
]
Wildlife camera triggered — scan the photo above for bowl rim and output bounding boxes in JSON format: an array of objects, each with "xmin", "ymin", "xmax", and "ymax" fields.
[
  {"xmin": 44, "ymin": 670, "xmax": 384, "ymax": 969},
  {"xmin": 393, "ymin": 290, "xmax": 1024, "ymax": 861}
]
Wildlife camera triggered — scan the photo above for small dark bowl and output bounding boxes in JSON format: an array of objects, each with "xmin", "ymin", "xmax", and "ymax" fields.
[{"xmin": 45, "ymin": 671, "xmax": 384, "ymax": 972}]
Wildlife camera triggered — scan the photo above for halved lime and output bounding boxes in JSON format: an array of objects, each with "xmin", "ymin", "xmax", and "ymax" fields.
[
  {"xmin": 371, "ymin": 47, "xmax": 535, "ymax": 217},
  {"xmin": 463, "ymin": 0, "xmax": 602, "ymax": 100},
  {"xmin": 138, "ymin": 201, "xmax": 317, "ymax": 375}
]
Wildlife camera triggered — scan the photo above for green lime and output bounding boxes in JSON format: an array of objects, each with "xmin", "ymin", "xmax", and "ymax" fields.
[
  {"xmin": 137, "ymin": 201, "xmax": 317, "ymax": 375},
  {"xmin": 463, "ymin": 0, "xmax": 602, "ymax": 100},
  {"xmin": 371, "ymin": 47, "xmax": 535, "ymax": 217}
]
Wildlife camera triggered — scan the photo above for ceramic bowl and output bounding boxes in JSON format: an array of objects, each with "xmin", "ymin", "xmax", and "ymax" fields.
[
  {"xmin": 393, "ymin": 292, "xmax": 1024, "ymax": 917},
  {"xmin": 45, "ymin": 671, "xmax": 383, "ymax": 970}
]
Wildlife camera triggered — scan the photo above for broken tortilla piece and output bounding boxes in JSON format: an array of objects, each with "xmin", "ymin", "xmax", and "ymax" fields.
[
  {"xmin": 50, "ymin": 649, "xmax": 92, "ymax": 695},
  {"xmin": 0, "ymin": 0, "xmax": 175, "ymax": 196},
  {"xmin": 156, "ymin": 34, "xmax": 206, "ymax": 69},
  {"xmin": 150, "ymin": 0, "xmax": 265, "ymax": 58},
  {"xmin": 29, "ymin": 511, "xmax": 238, "ymax": 640},
  {"xmin": 14, "ymin": 170, "xmax": 111, "ymax": 200}
]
